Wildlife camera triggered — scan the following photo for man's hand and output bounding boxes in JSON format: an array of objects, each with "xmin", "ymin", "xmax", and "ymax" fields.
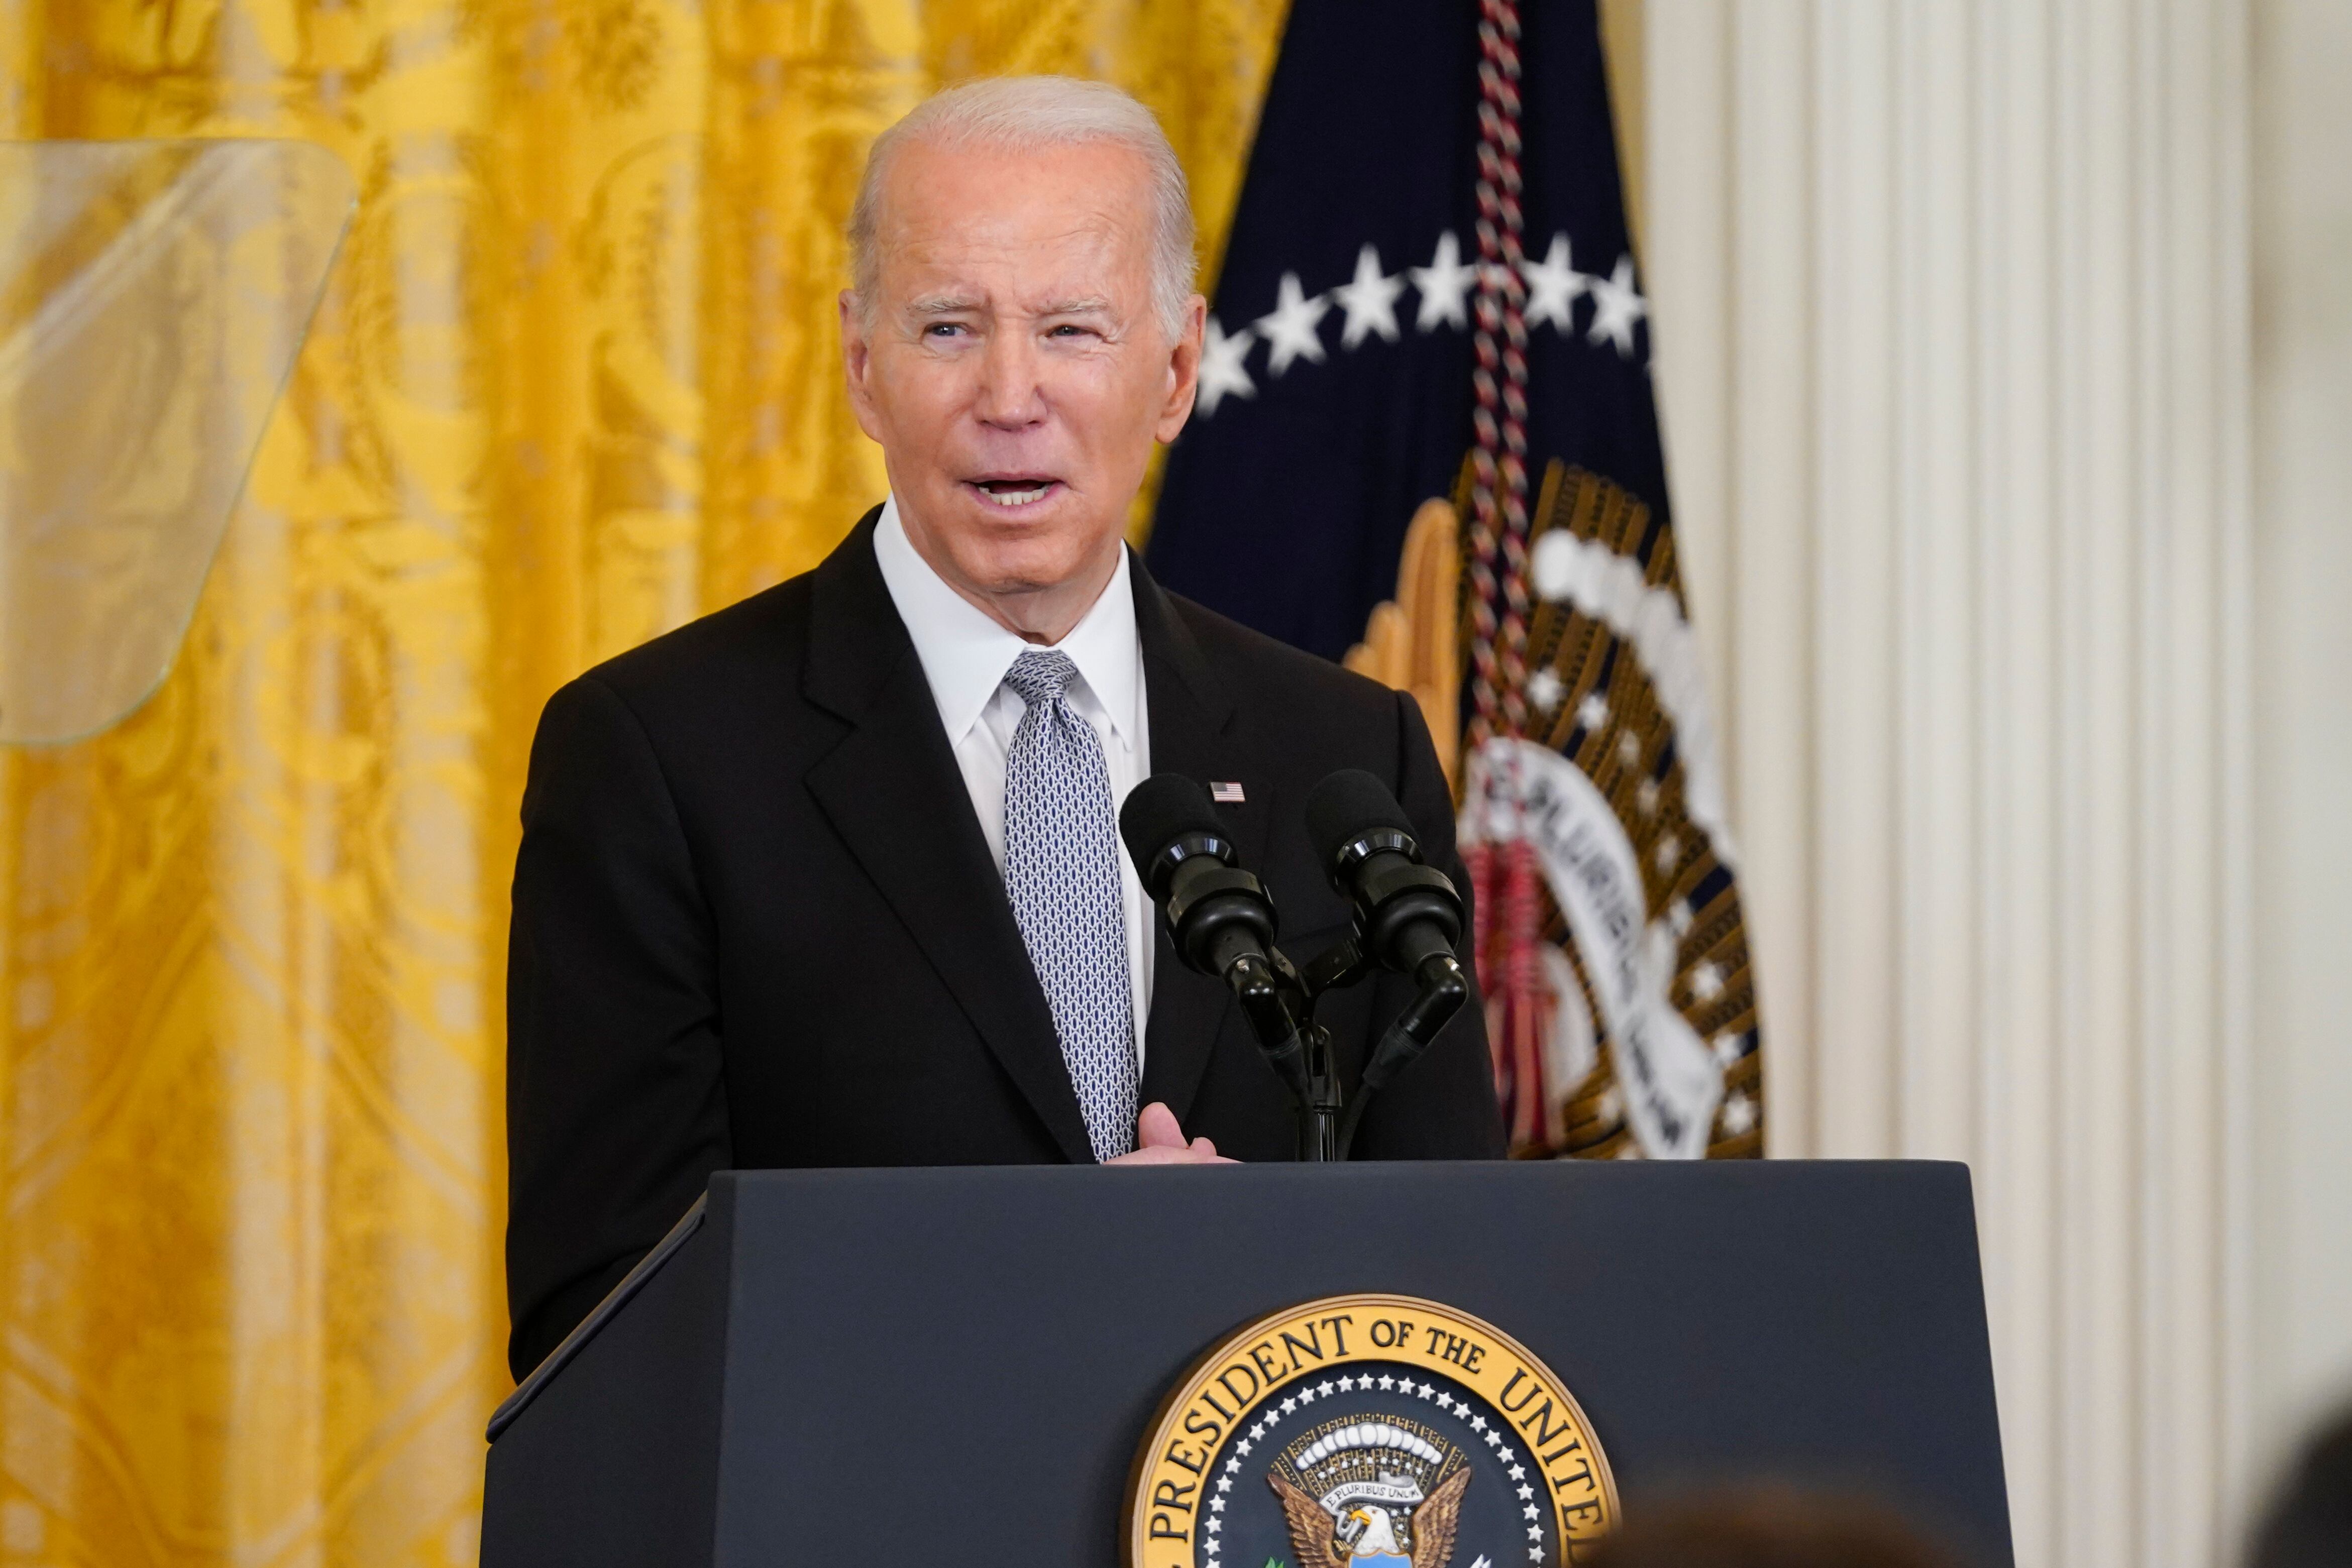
[{"xmin": 1105, "ymin": 1101, "xmax": 1236, "ymax": 1165}]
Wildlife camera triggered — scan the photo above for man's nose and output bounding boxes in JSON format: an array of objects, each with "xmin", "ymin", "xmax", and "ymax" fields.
[{"xmin": 973, "ymin": 328, "xmax": 1047, "ymax": 429}]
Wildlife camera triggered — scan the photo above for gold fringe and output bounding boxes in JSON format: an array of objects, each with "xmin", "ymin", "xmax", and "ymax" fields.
[{"xmin": 1343, "ymin": 497, "xmax": 1463, "ymax": 787}]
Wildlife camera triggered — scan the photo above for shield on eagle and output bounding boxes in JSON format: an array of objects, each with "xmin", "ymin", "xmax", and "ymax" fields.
[{"xmin": 1267, "ymin": 1417, "xmax": 1471, "ymax": 1568}]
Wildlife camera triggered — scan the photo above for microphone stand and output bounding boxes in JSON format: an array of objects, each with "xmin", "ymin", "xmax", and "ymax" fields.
[
  {"xmin": 1218, "ymin": 948, "xmax": 1342, "ymax": 1161},
  {"xmin": 1224, "ymin": 936, "xmax": 1468, "ymax": 1162}
]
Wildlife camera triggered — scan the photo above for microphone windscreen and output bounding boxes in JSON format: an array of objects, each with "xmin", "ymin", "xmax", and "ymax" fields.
[
  {"xmin": 1303, "ymin": 769, "xmax": 1416, "ymax": 870},
  {"xmin": 1118, "ymin": 773, "xmax": 1223, "ymax": 878}
]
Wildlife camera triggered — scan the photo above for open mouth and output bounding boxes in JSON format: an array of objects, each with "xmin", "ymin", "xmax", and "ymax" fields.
[{"xmin": 968, "ymin": 477, "xmax": 1060, "ymax": 510}]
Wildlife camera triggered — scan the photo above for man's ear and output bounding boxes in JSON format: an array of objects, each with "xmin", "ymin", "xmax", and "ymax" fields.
[
  {"xmin": 841, "ymin": 290, "xmax": 885, "ymax": 443},
  {"xmin": 1153, "ymin": 293, "xmax": 1207, "ymax": 443}
]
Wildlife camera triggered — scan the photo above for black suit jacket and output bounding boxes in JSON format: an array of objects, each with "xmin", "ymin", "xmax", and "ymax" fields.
[{"xmin": 505, "ymin": 512, "xmax": 1504, "ymax": 1377}]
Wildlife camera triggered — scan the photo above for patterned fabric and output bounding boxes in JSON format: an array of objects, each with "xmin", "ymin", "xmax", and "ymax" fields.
[{"xmin": 1001, "ymin": 650, "xmax": 1140, "ymax": 1162}]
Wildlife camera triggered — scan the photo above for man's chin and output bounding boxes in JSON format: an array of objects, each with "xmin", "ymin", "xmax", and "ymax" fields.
[
  {"xmin": 952, "ymin": 536, "xmax": 1120, "ymax": 603},
  {"xmin": 958, "ymin": 550, "xmax": 1106, "ymax": 600}
]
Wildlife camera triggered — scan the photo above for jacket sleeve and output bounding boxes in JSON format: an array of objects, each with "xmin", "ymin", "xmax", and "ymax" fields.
[
  {"xmin": 1348, "ymin": 688, "xmax": 1508, "ymax": 1159},
  {"xmin": 505, "ymin": 675, "xmax": 732, "ymax": 1380}
]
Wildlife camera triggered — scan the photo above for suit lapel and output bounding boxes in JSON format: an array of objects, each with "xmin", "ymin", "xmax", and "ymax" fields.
[
  {"xmin": 802, "ymin": 513, "xmax": 1096, "ymax": 1164},
  {"xmin": 1133, "ymin": 557, "xmax": 1269, "ymax": 1124}
]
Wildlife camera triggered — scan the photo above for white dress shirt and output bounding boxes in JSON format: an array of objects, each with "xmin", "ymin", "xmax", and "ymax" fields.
[{"xmin": 871, "ymin": 495, "xmax": 1155, "ymax": 1067}]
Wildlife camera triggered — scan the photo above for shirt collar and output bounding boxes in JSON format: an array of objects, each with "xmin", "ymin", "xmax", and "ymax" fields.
[{"xmin": 871, "ymin": 494, "xmax": 1142, "ymax": 750}]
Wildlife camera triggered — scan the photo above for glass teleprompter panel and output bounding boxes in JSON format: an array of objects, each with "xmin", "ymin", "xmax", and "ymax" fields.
[{"xmin": 0, "ymin": 139, "xmax": 353, "ymax": 744}]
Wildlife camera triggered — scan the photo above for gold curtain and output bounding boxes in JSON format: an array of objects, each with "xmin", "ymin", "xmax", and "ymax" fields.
[{"xmin": 0, "ymin": 2, "xmax": 1284, "ymax": 1562}]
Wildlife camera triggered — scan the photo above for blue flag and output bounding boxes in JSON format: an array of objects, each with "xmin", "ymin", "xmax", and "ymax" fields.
[
  {"xmin": 1148, "ymin": 0, "xmax": 1763, "ymax": 1159},
  {"xmin": 1150, "ymin": 0, "xmax": 1664, "ymax": 662}
]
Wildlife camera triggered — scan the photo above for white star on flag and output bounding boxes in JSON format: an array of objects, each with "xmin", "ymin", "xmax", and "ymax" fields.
[
  {"xmin": 1333, "ymin": 243, "xmax": 1406, "ymax": 348},
  {"xmin": 1522, "ymin": 233, "xmax": 1587, "ymax": 330},
  {"xmin": 1586, "ymin": 253, "xmax": 1648, "ymax": 356},
  {"xmin": 1411, "ymin": 231, "xmax": 1476, "ymax": 331},
  {"xmin": 1255, "ymin": 271, "xmax": 1331, "ymax": 375},
  {"xmin": 1197, "ymin": 316, "xmax": 1255, "ymax": 415}
]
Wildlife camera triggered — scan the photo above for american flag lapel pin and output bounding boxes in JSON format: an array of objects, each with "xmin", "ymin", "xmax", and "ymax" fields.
[{"xmin": 1209, "ymin": 781, "xmax": 1246, "ymax": 805}]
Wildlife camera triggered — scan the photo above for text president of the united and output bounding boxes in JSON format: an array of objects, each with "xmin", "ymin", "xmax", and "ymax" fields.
[{"xmin": 504, "ymin": 76, "xmax": 1505, "ymax": 1379}]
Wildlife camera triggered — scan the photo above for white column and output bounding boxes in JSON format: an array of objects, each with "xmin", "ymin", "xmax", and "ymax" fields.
[
  {"xmin": 1644, "ymin": 4, "xmax": 2254, "ymax": 1565},
  {"xmin": 2249, "ymin": 0, "xmax": 2352, "ymax": 1499}
]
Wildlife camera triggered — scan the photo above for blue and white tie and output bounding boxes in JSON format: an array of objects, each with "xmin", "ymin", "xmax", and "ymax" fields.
[{"xmin": 1001, "ymin": 649, "xmax": 1138, "ymax": 1162}]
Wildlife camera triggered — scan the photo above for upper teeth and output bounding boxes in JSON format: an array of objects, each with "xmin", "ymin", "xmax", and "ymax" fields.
[{"xmin": 982, "ymin": 483, "xmax": 1049, "ymax": 507}]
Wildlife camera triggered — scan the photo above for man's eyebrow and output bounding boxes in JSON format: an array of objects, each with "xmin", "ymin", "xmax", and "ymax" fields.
[
  {"xmin": 908, "ymin": 295, "xmax": 983, "ymax": 315},
  {"xmin": 1040, "ymin": 296, "xmax": 1115, "ymax": 315}
]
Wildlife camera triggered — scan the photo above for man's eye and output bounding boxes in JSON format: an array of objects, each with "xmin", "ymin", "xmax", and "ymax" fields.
[
  {"xmin": 1048, "ymin": 324, "xmax": 1090, "ymax": 338},
  {"xmin": 926, "ymin": 323, "xmax": 967, "ymax": 339}
]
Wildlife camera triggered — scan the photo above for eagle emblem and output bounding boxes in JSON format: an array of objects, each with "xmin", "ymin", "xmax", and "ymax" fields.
[
  {"xmin": 1267, "ymin": 1416, "xmax": 1471, "ymax": 1568},
  {"xmin": 1125, "ymin": 1294, "xmax": 1618, "ymax": 1567}
]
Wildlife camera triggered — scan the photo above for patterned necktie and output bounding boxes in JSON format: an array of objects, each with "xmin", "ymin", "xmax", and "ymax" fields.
[{"xmin": 1001, "ymin": 648, "xmax": 1139, "ymax": 1162}]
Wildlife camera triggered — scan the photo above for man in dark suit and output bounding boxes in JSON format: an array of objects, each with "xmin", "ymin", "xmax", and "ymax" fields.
[{"xmin": 505, "ymin": 76, "xmax": 1503, "ymax": 1380}]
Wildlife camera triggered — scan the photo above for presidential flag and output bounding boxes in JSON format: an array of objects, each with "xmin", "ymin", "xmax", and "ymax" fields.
[{"xmin": 1148, "ymin": 0, "xmax": 1761, "ymax": 1159}]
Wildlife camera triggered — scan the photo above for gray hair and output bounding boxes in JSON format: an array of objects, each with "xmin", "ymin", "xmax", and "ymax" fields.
[{"xmin": 847, "ymin": 75, "xmax": 1198, "ymax": 341}]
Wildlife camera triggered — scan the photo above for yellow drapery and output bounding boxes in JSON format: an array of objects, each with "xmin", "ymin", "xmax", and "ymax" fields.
[{"xmin": 0, "ymin": 3, "xmax": 1284, "ymax": 1561}]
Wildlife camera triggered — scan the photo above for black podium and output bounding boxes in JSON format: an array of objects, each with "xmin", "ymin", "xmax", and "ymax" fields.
[{"xmin": 481, "ymin": 1161, "xmax": 2012, "ymax": 1566}]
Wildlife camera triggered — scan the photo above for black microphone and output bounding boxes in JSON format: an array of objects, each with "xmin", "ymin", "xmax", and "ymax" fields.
[
  {"xmin": 1120, "ymin": 773, "xmax": 1315, "ymax": 1113},
  {"xmin": 1303, "ymin": 769, "xmax": 1472, "ymax": 1156},
  {"xmin": 1302, "ymin": 769, "xmax": 1465, "ymax": 976},
  {"xmin": 1118, "ymin": 773, "xmax": 1277, "ymax": 979}
]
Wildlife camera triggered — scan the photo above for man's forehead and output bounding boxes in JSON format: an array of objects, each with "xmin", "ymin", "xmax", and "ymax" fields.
[
  {"xmin": 874, "ymin": 140, "xmax": 1153, "ymax": 269},
  {"xmin": 894, "ymin": 232, "xmax": 1129, "ymax": 314},
  {"xmin": 882, "ymin": 132, "xmax": 1153, "ymax": 207}
]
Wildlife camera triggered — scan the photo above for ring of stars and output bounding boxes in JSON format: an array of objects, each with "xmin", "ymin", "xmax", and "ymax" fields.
[{"xmin": 1197, "ymin": 230, "xmax": 1648, "ymax": 417}]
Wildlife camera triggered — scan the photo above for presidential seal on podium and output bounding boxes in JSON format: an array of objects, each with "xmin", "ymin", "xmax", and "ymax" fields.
[{"xmin": 1127, "ymin": 1294, "xmax": 1619, "ymax": 1567}]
